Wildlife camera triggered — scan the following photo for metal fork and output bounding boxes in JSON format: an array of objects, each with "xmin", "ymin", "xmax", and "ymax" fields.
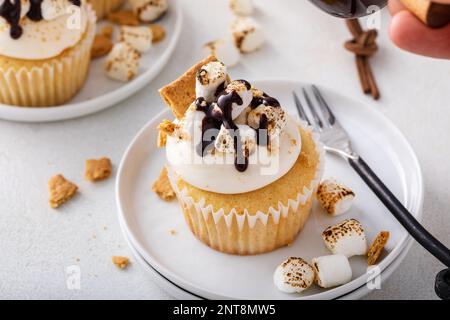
[{"xmin": 294, "ymin": 86, "xmax": 450, "ymax": 300}]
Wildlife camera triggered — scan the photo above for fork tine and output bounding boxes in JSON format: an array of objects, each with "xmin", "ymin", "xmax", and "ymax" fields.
[
  {"xmin": 302, "ymin": 88, "xmax": 323, "ymax": 129},
  {"xmin": 312, "ymin": 85, "xmax": 336, "ymax": 125},
  {"xmin": 292, "ymin": 91, "xmax": 312, "ymax": 126}
]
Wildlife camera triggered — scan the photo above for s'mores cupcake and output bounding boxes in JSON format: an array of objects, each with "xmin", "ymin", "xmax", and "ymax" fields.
[
  {"xmin": 0, "ymin": 0, "xmax": 96, "ymax": 107},
  {"xmin": 158, "ymin": 57, "xmax": 324, "ymax": 255},
  {"xmin": 88, "ymin": 0, "xmax": 124, "ymax": 20}
]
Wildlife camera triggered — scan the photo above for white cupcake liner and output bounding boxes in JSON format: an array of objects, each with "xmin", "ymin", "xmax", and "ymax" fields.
[
  {"xmin": 0, "ymin": 5, "xmax": 97, "ymax": 107},
  {"xmin": 168, "ymin": 120, "xmax": 325, "ymax": 231}
]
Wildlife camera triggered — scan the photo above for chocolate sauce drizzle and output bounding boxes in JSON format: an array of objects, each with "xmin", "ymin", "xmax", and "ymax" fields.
[
  {"xmin": 0, "ymin": 0, "xmax": 81, "ymax": 39},
  {"xmin": 195, "ymin": 79, "xmax": 277, "ymax": 172}
]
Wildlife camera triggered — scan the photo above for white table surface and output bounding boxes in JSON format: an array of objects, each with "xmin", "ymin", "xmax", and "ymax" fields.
[{"xmin": 0, "ymin": 0, "xmax": 449, "ymax": 300}]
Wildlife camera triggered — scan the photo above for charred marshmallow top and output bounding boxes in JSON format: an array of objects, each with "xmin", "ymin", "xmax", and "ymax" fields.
[{"xmin": 166, "ymin": 61, "xmax": 302, "ymax": 194}]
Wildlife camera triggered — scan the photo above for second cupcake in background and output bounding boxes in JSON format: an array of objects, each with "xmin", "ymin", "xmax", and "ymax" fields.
[
  {"xmin": 0, "ymin": 0, "xmax": 96, "ymax": 107},
  {"xmin": 158, "ymin": 56, "xmax": 324, "ymax": 255}
]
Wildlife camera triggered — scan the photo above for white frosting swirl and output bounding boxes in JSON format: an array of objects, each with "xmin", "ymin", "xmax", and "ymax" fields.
[
  {"xmin": 166, "ymin": 115, "xmax": 301, "ymax": 194},
  {"xmin": 0, "ymin": 0, "xmax": 89, "ymax": 60}
]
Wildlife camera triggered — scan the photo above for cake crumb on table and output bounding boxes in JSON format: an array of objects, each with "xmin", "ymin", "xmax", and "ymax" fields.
[
  {"xmin": 48, "ymin": 175, "xmax": 78, "ymax": 209},
  {"xmin": 152, "ymin": 167, "xmax": 176, "ymax": 201},
  {"xmin": 170, "ymin": 229, "xmax": 177, "ymax": 235},
  {"xmin": 112, "ymin": 256, "xmax": 130, "ymax": 269},
  {"xmin": 367, "ymin": 231, "xmax": 390, "ymax": 265},
  {"xmin": 85, "ymin": 157, "xmax": 112, "ymax": 182}
]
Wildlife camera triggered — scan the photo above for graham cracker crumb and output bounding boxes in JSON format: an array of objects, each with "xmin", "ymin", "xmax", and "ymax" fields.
[
  {"xmin": 367, "ymin": 231, "xmax": 390, "ymax": 265},
  {"xmin": 158, "ymin": 130, "xmax": 167, "ymax": 148},
  {"xmin": 85, "ymin": 157, "xmax": 112, "ymax": 182},
  {"xmin": 170, "ymin": 229, "xmax": 177, "ymax": 235},
  {"xmin": 159, "ymin": 56, "xmax": 218, "ymax": 119},
  {"xmin": 150, "ymin": 24, "xmax": 166, "ymax": 43},
  {"xmin": 112, "ymin": 256, "xmax": 130, "ymax": 269},
  {"xmin": 152, "ymin": 167, "xmax": 176, "ymax": 201},
  {"xmin": 91, "ymin": 36, "xmax": 113, "ymax": 59},
  {"xmin": 108, "ymin": 10, "xmax": 140, "ymax": 26},
  {"xmin": 48, "ymin": 175, "xmax": 78, "ymax": 209},
  {"xmin": 101, "ymin": 25, "xmax": 114, "ymax": 38}
]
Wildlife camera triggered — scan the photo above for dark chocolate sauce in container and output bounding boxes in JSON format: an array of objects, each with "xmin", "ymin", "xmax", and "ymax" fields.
[
  {"xmin": 0, "ymin": 0, "xmax": 82, "ymax": 39},
  {"xmin": 308, "ymin": 0, "xmax": 387, "ymax": 18}
]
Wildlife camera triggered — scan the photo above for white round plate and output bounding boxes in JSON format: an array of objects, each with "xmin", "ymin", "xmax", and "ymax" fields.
[
  {"xmin": 0, "ymin": 0, "xmax": 182, "ymax": 123},
  {"xmin": 120, "ymin": 215, "xmax": 415, "ymax": 300},
  {"xmin": 116, "ymin": 80, "xmax": 423, "ymax": 300}
]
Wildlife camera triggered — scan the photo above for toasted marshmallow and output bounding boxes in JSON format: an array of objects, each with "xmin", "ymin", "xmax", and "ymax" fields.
[
  {"xmin": 230, "ymin": 0, "xmax": 254, "ymax": 16},
  {"xmin": 273, "ymin": 257, "xmax": 315, "ymax": 293},
  {"xmin": 41, "ymin": 0, "xmax": 70, "ymax": 20},
  {"xmin": 105, "ymin": 42, "xmax": 141, "ymax": 82},
  {"xmin": 312, "ymin": 255, "xmax": 352, "ymax": 288},
  {"xmin": 248, "ymin": 105, "xmax": 287, "ymax": 140},
  {"xmin": 317, "ymin": 179, "xmax": 355, "ymax": 216},
  {"xmin": 214, "ymin": 124, "xmax": 257, "ymax": 155},
  {"xmin": 203, "ymin": 38, "xmax": 241, "ymax": 67},
  {"xmin": 119, "ymin": 26, "xmax": 153, "ymax": 53},
  {"xmin": 196, "ymin": 61, "xmax": 228, "ymax": 102},
  {"xmin": 223, "ymin": 80, "xmax": 253, "ymax": 120},
  {"xmin": 230, "ymin": 17, "xmax": 265, "ymax": 53},
  {"xmin": 130, "ymin": 0, "xmax": 168, "ymax": 22},
  {"xmin": 322, "ymin": 219, "xmax": 368, "ymax": 257},
  {"xmin": 234, "ymin": 106, "xmax": 251, "ymax": 125}
]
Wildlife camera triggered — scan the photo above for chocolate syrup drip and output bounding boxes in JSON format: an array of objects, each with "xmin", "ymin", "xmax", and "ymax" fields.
[
  {"xmin": 0, "ymin": 0, "xmax": 23, "ymax": 39},
  {"xmin": 1, "ymin": 0, "xmax": 81, "ymax": 39},
  {"xmin": 257, "ymin": 114, "xmax": 269, "ymax": 147},
  {"xmin": 250, "ymin": 94, "xmax": 281, "ymax": 109},
  {"xmin": 195, "ymin": 80, "xmax": 279, "ymax": 172}
]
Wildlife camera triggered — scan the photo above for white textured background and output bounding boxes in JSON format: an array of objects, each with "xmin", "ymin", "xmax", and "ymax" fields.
[{"xmin": 0, "ymin": 0, "xmax": 449, "ymax": 300}]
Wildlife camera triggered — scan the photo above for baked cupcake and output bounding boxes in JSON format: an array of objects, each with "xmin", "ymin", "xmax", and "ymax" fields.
[
  {"xmin": 159, "ymin": 57, "xmax": 324, "ymax": 255},
  {"xmin": 88, "ymin": 0, "xmax": 124, "ymax": 20},
  {"xmin": 0, "ymin": 0, "xmax": 96, "ymax": 107}
]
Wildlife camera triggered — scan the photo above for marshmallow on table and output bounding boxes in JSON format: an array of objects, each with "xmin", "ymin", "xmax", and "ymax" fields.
[
  {"xmin": 222, "ymin": 80, "xmax": 253, "ymax": 120},
  {"xmin": 317, "ymin": 179, "xmax": 355, "ymax": 216},
  {"xmin": 230, "ymin": 17, "xmax": 265, "ymax": 53},
  {"xmin": 129, "ymin": 0, "xmax": 168, "ymax": 23},
  {"xmin": 203, "ymin": 38, "xmax": 241, "ymax": 67},
  {"xmin": 119, "ymin": 26, "xmax": 153, "ymax": 53},
  {"xmin": 273, "ymin": 257, "xmax": 315, "ymax": 293},
  {"xmin": 312, "ymin": 254, "xmax": 352, "ymax": 288},
  {"xmin": 230, "ymin": 0, "xmax": 254, "ymax": 16},
  {"xmin": 196, "ymin": 61, "xmax": 229, "ymax": 102},
  {"xmin": 105, "ymin": 42, "xmax": 141, "ymax": 82},
  {"xmin": 322, "ymin": 219, "xmax": 368, "ymax": 257}
]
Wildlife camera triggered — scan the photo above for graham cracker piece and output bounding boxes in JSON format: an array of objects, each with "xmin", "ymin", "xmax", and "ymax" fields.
[
  {"xmin": 108, "ymin": 10, "xmax": 140, "ymax": 26},
  {"xmin": 159, "ymin": 56, "xmax": 217, "ymax": 119},
  {"xmin": 48, "ymin": 175, "xmax": 78, "ymax": 208},
  {"xmin": 157, "ymin": 119, "xmax": 176, "ymax": 147},
  {"xmin": 91, "ymin": 34, "xmax": 113, "ymax": 59},
  {"xmin": 150, "ymin": 24, "xmax": 166, "ymax": 43},
  {"xmin": 367, "ymin": 231, "xmax": 390, "ymax": 265},
  {"xmin": 85, "ymin": 157, "xmax": 112, "ymax": 182},
  {"xmin": 152, "ymin": 167, "xmax": 176, "ymax": 201},
  {"xmin": 112, "ymin": 256, "xmax": 130, "ymax": 269}
]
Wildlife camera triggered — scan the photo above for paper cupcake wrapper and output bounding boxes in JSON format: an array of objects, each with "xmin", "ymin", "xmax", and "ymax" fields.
[
  {"xmin": 89, "ymin": 0, "xmax": 125, "ymax": 19},
  {"xmin": 0, "ymin": 6, "xmax": 97, "ymax": 107},
  {"xmin": 168, "ymin": 121, "xmax": 324, "ymax": 254},
  {"xmin": 168, "ymin": 120, "xmax": 325, "ymax": 231}
]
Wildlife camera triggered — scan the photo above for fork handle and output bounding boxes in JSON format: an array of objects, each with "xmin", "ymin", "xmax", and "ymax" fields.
[{"xmin": 348, "ymin": 156, "xmax": 450, "ymax": 299}]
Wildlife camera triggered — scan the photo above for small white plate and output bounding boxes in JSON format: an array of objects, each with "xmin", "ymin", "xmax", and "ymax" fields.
[
  {"xmin": 116, "ymin": 80, "xmax": 423, "ymax": 300},
  {"xmin": 0, "ymin": 0, "xmax": 182, "ymax": 123},
  {"xmin": 120, "ymin": 217, "xmax": 414, "ymax": 300}
]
